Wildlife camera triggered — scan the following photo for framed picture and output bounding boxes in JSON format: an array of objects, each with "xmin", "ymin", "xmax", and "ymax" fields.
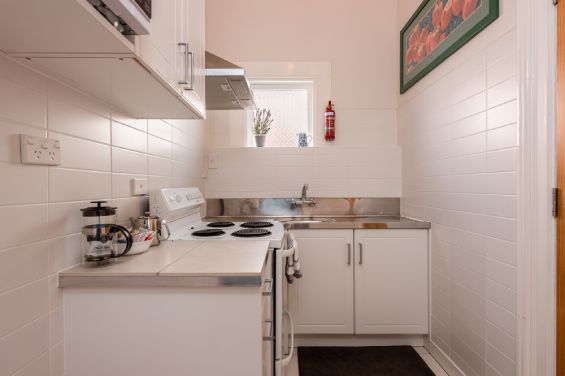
[{"xmin": 400, "ymin": 0, "xmax": 499, "ymax": 93}]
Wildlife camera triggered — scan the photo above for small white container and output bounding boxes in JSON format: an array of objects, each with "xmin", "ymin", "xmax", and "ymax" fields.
[{"xmin": 127, "ymin": 239, "xmax": 153, "ymax": 256}]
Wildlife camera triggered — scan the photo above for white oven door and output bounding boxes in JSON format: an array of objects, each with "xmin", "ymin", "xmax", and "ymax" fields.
[{"xmin": 274, "ymin": 244, "xmax": 296, "ymax": 376}]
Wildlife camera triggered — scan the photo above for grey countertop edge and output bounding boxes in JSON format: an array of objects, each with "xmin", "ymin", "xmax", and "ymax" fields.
[
  {"xmin": 206, "ymin": 215, "xmax": 431, "ymax": 229},
  {"xmin": 59, "ymin": 274, "xmax": 263, "ymax": 288}
]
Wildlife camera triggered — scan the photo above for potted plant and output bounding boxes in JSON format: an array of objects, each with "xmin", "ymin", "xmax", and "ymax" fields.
[{"xmin": 251, "ymin": 108, "xmax": 273, "ymax": 147}]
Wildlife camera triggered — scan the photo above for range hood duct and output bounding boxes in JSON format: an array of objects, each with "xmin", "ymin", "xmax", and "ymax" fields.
[{"xmin": 205, "ymin": 52, "xmax": 256, "ymax": 110}]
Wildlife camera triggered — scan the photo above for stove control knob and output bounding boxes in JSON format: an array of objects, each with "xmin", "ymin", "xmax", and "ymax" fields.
[{"xmin": 175, "ymin": 194, "xmax": 183, "ymax": 203}]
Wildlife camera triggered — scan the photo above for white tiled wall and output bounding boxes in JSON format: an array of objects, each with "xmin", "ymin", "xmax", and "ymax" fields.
[
  {"xmin": 398, "ymin": 15, "xmax": 518, "ymax": 376},
  {"xmin": 205, "ymin": 146, "xmax": 401, "ymax": 198},
  {"xmin": 0, "ymin": 53, "xmax": 206, "ymax": 375}
]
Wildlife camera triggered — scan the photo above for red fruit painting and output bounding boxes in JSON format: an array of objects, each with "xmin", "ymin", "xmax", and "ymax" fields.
[
  {"xmin": 441, "ymin": 1, "xmax": 453, "ymax": 31},
  {"xmin": 462, "ymin": 0, "xmax": 479, "ymax": 20},
  {"xmin": 401, "ymin": 0, "xmax": 499, "ymax": 93},
  {"xmin": 432, "ymin": 1, "xmax": 444, "ymax": 29},
  {"xmin": 452, "ymin": 0, "xmax": 462, "ymax": 16}
]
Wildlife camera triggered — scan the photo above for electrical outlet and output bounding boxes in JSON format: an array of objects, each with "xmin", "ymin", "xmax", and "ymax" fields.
[
  {"xmin": 20, "ymin": 135, "xmax": 61, "ymax": 166},
  {"xmin": 131, "ymin": 178, "xmax": 148, "ymax": 195}
]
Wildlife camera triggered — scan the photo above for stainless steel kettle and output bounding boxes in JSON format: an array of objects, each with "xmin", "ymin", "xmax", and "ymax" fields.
[{"xmin": 130, "ymin": 213, "xmax": 170, "ymax": 246}]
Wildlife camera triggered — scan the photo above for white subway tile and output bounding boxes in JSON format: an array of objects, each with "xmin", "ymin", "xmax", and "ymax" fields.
[
  {"xmin": 0, "ymin": 162, "xmax": 47, "ymax": 205},
  {"xmin": 0, "ymin": 120, "xmax": 46, "ymax": 163},
  {"xmin": 112, "ymin": 147, "xmax": 148, "ymax": 175},
  {"xmin": 47, "ymin": 234, "xmax": 81, "ymax": 274},
  {"xmin": 148, "ymin": 134, "xmax": 172, "ymax": 159},
  {"xmin": 487, "ymin": 77, "xmax": 518, "ymax": 109},
  {"xmin": 49, "ymin": 341, "xmax": 64, "ymax": 376},
  {"xmin": 486, "ymin": 344, "xmax": 516, "ymax": 376},
  {"xmin": 451, "ymin": 92, "xmax": 486, "ymax": 122},
  {"xmin": 486, "ymin": 148, "xmax": 518, "ymax": 172},
  {"xmin": 487, "ymin": 51, "xmax": 517, "ymax": 88},
  {"xmin": 0, "ymin": 76, "xmax": 46, "ymax": 128},
  {"xmin": 0, "ymin": 242, "xmax": 49, "ymax": 294},
  {"xmin": 49, "ymin": 168, "xmax": 111, "ymax": 202},
  {"xmin": 111, "ymin": 112, "xmax": 147, "ymax": 132},
  {"xmin": 149, "ymin": 156, "xmax": 173, "ymax": 177},
  {"xmin": 48, "ymin": 98, "xmax": 110, "ymax": 144},
  {"xmin": 0, "ymin": 278, "xmax": 48, "ymax": 337},
  {"xmin": 48, "ymin": 275, "xmax": 63, "ymax": 310},
  {"xmin": 0, "ymin": 316, "xmax": 49, "ymax": 376},
  {"xmin": 49, "ymin": 132, "xmax": 111, "ymax": 171},
  {"xmin": 487, "ymin": 124, "xmax": 518, "ymax": 151},
  {"xmin": 148, "ymin": 119, "xmax": 172, "ymax": 141},
  {"xmin": 450, "ymin": 112, "xmax": 487, "ymax": 140},
  {"xmin": 0, "ymin": 205, "xmax": 47, "ymax": 250},
  {"xmin": 487, "ymin": 100, "xmax": 518, "ymax": 130},
  {"xmin": 49, "ymin": 307, "xmax": 64, "ymax": 345},
  {"xmin": 486, "ymin": 322, "xmax": 516, "ymax": 361},
  {"xmin": 112, "ymin": 122, "xmax": 147, "ymax": 153},
  {"xmin": 47, "ymin": 201, "xmax": 89, "ymax": 238},
  {"xmin": 13, "ymin": 352, "xmax": 50, "ymax": 376},
  {"xmin": 110, "ymin": 196, "xmax": 149, "ymax": 225},
  {"xmin": 112, "ymin": 173, "xmax": 146, "ymax": 198}
]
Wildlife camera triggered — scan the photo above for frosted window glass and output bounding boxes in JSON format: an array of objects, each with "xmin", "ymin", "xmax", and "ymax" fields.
[{"xmin": 248, "ymin": 82, "xmax": 312, "ymax": 147}]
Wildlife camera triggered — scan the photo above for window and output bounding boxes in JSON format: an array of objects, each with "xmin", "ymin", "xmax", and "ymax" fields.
[{"xmin": 247, "ymin": 80, "xmax": 313, "ymax": 147}]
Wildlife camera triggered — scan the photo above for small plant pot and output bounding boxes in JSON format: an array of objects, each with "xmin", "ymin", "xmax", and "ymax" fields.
[{"xmin": 255, "ymin": 135, "xmax": 267, "ymax": 147}]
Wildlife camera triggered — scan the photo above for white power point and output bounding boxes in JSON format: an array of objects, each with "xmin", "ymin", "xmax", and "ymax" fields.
[
  {"xmin": 20, "ymin": 135, "xmax": 61, "ymax": 166},
  {"xmin": 131, "ymin": 178, "xmax": 148, "ymax": 196}
]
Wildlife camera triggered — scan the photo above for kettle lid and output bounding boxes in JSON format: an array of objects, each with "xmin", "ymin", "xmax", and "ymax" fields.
[{"xmin": 80, "ymin": 201, "xmax": 117, "ymax": 217}]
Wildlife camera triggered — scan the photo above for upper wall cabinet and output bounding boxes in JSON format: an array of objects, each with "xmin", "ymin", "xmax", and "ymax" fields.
[{"xmin": 0, "ymin": 0, "xmax": 205, "ymax": 119}]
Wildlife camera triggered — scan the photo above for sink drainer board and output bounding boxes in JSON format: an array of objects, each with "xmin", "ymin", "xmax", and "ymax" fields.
[{"xmin": 297, "ymin": 346, "xmax": 435, "ymax": 376}]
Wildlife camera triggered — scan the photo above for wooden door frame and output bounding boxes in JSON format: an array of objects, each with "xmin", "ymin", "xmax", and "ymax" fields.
[{"xmin": 517, "ymin": 0, "xmax": 557, "ymax": 375}]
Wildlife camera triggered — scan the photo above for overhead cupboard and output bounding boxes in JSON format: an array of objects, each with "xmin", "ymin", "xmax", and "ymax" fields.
[
  {"xmin": 288, "ymin": 229, "xmax": 429, "ymax": 335},
  {"xmin": 0, "ymin": 0, "xmax": 205, "ymax": 119}
]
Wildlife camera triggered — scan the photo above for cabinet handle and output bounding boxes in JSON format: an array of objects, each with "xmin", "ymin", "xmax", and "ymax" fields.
[
  {"xmin": 347, "ymin": 243, "xmax": 351, "ymax": 265},
  {"xmin": 184, "ymin": 50, "xmax": 195, "ymax": 91},
  {"xmin": 358, "ymin": 243, "xmax": 363, "ymax": 265},
  {"xmin": 178, "ymin": 42, "xmax": 189, "ymax": 85}
]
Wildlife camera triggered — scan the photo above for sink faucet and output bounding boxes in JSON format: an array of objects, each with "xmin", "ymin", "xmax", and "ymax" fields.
[
  {"xmin": 291, "ymin": 184, "xmax": 316, "ymax": 207},
  {"xmin": 301, "ymin": 184, "xmax": 308, "ymax": 201}
]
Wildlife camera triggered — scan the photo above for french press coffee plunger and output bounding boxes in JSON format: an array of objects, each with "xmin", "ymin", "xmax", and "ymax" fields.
[{"xmin": 80, "ymin": 201, "xmax": 133, "ymax": 264}]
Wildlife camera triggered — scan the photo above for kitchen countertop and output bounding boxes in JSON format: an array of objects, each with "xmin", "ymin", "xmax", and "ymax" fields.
[
  {"xmin": 206, "ymin": 215, "xmax": 431, "ymax": 230},
  {"xmin": 59, "ymin": 239, "xmax": 270, "ymax": 288}
]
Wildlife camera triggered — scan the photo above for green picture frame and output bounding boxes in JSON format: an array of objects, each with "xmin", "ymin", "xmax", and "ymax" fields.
[{"xmin": 400, "ymin": 0, "xmax": 499, "ymax": 94}]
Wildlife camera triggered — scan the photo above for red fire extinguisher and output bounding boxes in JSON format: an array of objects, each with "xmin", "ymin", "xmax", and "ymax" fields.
[{"xmin": 324, "ymin": 100, "xmax": 335, "ymax": 141}]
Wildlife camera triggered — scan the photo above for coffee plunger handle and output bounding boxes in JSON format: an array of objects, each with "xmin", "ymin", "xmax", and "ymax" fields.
[{"xmin": 110, "ymin": 225, "xmax": 133, "ymax": 257}]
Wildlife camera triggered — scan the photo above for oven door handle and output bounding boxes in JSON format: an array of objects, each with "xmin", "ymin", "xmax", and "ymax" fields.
[{"xmin": 281, "ymin": 310, "xmax": 294, "ymax": 366}]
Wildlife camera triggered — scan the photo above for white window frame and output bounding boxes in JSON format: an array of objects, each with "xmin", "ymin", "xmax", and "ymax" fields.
[{"xmin": 246, "ymin": 80, "xmax": 314, "ymax": 147}]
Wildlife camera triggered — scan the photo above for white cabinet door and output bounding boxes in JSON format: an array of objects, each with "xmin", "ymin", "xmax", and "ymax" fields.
[
  {"xmin": 135, "ymin": 0, "xmax": 182, "ymax": 92},
  {"xmin": 288, "ymin": 230, "xmax": 354, "ymax": 334},
  {"xmin": 354, "ymin": 229, "xmax": 429, "ymax": 334},
  {"xmin": 180, "ymin": 0, "xmax": 206, "ymax": 117}
]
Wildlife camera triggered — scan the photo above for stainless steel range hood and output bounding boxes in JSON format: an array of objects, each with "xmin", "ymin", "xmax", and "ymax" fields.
[{"xmin": 205, "ymin": 52, "xmax": 256, "ymax": 110}]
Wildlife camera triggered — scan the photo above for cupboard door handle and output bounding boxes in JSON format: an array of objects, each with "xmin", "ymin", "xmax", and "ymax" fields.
[
  {"xmin": 185, "ymin": 50, "xmax": 195, "ymax": 91},
  {"xmin": 358, "ymin": 243, "xmax": 363, "ymax": 265},
  {"xmin": 178, "ymin": 42, "xmax": 189, "ymax": 85},
  {"xmin": 347, "ymin": 243, "xmax": 351, "ymax": 265}
]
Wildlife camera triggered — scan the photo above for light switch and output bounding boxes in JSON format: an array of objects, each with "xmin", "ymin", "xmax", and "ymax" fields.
[
  {"xmin": 208, "ymin": 153, "xmax": 218, "ymax": 169},
  {"xmin": 131, "ymin": 178, "xmax": 148, "ymax": 195}
]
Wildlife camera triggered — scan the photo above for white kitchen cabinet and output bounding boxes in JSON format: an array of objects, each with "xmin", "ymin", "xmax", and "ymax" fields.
[
  {"xmin": 288, "ymin": 229, "xmax": 428, "ymax": 335},
  {"xmin": 181, "ymin": 0, "xmax": 206, "ymax": 116},
  {"xmin": 0, "ymin": 0, "xmax": 206, "ymax": 119},
  {"xmin": 288, "ymin": 230, "xmax": 354, "ymax": 334},
  {"xmin": 134, "ymin": 0, "xmax": 205, "ymax": 118},
  {"xmin": 354, "ymin": 229, "xmax": 429, "ymax": 334}
]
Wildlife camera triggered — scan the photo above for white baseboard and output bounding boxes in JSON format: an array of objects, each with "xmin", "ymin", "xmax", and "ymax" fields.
[
  {"xmin": 295, "ymin": 334, "xmax": 424, "ymax": 347},
  {"xmin": 424, "ymin": 337, "xmax": 465, "ymax": 376}
]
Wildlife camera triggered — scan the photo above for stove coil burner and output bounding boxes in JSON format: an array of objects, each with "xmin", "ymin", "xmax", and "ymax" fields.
[
  {"xmin": 231, "ymin": 229, "xmax": 272, "ymax": 238},
  {"xmin": 206, "ymin": 221, "xmax": 235, "ymax": 228},
  {"xmin": 191, "ymin": 229, "xmax": 226, "ymax": 237},
  {"xmin": 240, "ymin": 221, "xmax": 274, "ymax": 229}
]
